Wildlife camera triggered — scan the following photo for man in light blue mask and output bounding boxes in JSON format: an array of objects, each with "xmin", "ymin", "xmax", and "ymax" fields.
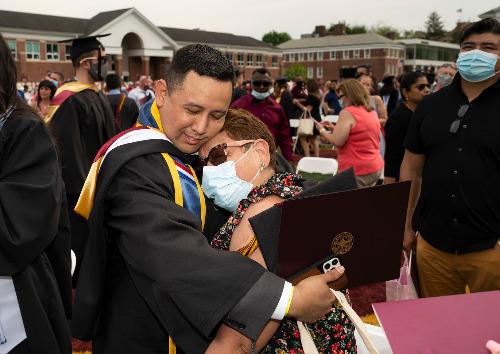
[
  {"xmin": 400, "ymin": 18, "xmax": 500, "ymax": 299},
  {"xmin": 231, "ymin": 68, "xmax": 294, "ymax": 162}
]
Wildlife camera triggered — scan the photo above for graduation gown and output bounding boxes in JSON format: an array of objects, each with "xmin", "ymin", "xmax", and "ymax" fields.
[
  {"xmin": 48, "ymin": 88, "xmax": 116, "ymax": 283},
  {"xmin": 0, "ymin": 113, "xmax": 72, "ymax": 354},
  {"xmin": 106, "ymin": 93, "xmax": 139, "ymax": 132},
  {"xmin": 72, "ymin": 128, "xmax": 285, "ymax": 354}
]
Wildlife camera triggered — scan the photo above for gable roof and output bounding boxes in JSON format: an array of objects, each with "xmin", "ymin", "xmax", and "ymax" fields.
[
  {"xmin": 0, "ymin": 9, "xmax": 87, "ymax": 34},
  {"xmin": 279, "ymin": 32, "xmax": 401, "ymax": 50},
  {"xmin": 86, "ymin": 8, "xmax": 131, "ymax": 34},
  {"xmin": 160, "ymin": 26, "xmax": 275, "ymax": 49},
  {"xmin": 479, "ymin": 6, "xmax": 500, "ymax": 18}
]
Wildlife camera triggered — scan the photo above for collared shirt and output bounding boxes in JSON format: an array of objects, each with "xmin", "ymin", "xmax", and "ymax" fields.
[
  {"xmin": 404, "ymin": 74, "xmax": 500, "ymax": 254},
  {"xmin": 324, "ymin": 90, "xmax": 342, "ymax": 115},
  {"xmin": 108, "ymin": 88, "xmax": 121, "ymax": 95},
  {"xmin": 231, "ymin": 94, "xmax": 294, "ymax": 161}
]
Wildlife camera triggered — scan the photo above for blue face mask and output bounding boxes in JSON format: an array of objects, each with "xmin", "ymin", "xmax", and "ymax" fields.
[
  {"xmin": 251, "ymin": 89, "xmax": 271, "ymax": 100},
  {"xmin": 202, "ymin": 145, "xmax": 261, "ymax": 212},
  {"xmin": 456, "ymin": 49, "xmax": 499, "ymax": 83},
  {"xmin": 49, "ymin": 79, "xmax": 59, "ymax": 88}
]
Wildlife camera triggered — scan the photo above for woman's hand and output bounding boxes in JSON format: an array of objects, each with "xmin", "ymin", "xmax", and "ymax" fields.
[
  {"xmin": 322, "ymin": 121, "xmax": 335, "ymax": 131},
  {"xmin": 487, "ymin": 340, "xmax": 500, "ymax": 354}
]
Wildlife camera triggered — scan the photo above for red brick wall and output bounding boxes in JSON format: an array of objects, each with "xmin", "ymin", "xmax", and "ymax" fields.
[{"xmin": 12, "ymin": 38, "xmax": 74, "ymax": 82}]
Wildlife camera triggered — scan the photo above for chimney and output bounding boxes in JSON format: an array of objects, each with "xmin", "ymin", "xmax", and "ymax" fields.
[
  {"xmin": 386, "ymin": 31, "xmax": 397, "ymax": 40},
  {"xmin": 331, "ymin": 23, "xmax": 346, "ymax": 36},
  {"xmin": 313, "ymin": 25, "xmax": 327, "ymax": 37}
]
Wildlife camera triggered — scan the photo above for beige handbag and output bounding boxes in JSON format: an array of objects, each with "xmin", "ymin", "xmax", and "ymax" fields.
[
  {"xmin": 297, "ymin": 290, "xmax": 380, "ymax": 354},
  {"xmin": 297, "ymin": 110, "xmax": 314, "ymax": 136}
]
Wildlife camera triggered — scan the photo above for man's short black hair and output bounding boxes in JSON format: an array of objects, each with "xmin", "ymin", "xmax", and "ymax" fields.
[
  {"xmin": 331, "ymin": 79, "xmax": 338, "ymax": 83},
  {"xmin": 106, "ymin": 73, "xmax": 121, "ymax": 90},
  {"xmin": 252, "ymin": 67, "xmax": 271, "ymax": 77},
  {"xmin": 459, "ymin": 18, "xmax": 500, "ymax": 45},
  {"xmin": 166, "ymin": 44, "xmax": 234, "ymax": 94},
  {"xmin": 234, "ymin": 67, "xmax": 243, "ymax": 77}
]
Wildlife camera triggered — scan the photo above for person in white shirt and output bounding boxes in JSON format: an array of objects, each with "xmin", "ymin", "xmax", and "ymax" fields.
[{"xmin": 127, "ymin": 75, "xmax": 155, "ymax": 109}]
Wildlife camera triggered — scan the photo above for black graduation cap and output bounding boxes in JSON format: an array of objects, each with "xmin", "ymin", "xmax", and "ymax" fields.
[
  {"xmin": 249, "ymin": 168, "xmax": 358, "ymax": 271},
  {"xmin": 58, "ymin": 34, "xmax": 110, "ymax": 61}
]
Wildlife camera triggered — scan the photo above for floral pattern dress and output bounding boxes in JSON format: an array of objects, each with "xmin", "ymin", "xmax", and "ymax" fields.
[{"xmin": 211, "ymin": 173, "xmax": 356, "ymax": 353}]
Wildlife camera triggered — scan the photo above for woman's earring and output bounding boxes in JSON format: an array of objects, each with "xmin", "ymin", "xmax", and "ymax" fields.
[{"xmin": 260, "ymin": 161, "xmax": 265, "ymax": 171}]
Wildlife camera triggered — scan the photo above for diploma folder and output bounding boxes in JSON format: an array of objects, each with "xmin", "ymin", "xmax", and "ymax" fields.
[
  {"xmin": 372, "ymin": 290, "xmax": 500, "ymax": 354},
  {"xmin": 249, "ymin": 180, "xmax": 410, "ymax": 289}
]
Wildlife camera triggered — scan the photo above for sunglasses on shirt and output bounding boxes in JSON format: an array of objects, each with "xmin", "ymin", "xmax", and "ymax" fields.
[
  {"xmin": 449, "ymin": 104, "xmax": 470, "ymax": 134},
  {"xmin": 202, "ymin": 140, "xmax": 256, "ymax": 166}
]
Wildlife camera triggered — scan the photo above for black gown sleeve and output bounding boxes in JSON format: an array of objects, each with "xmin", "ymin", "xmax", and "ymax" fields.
[
  {"xmin": 49, "ymin": 98, "xmax": 89, "ymax": 195},
  {"xmin": 105, "ymin": 155, "xmax": 284, "ymax": 340},
  {"xmin": 0, "ymin": 116, "xmax": 64, "ymax": 275}
]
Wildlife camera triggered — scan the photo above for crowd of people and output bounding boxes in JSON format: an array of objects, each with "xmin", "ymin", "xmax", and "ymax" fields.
[{"xmin": 1, "ymin": 16, "xmax": 499, "ymax": 354}]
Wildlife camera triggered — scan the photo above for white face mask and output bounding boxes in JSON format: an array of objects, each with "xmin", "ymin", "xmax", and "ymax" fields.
[{"xmin": 202, "ymin": 145, "xmax": 262, "ymax": 212}]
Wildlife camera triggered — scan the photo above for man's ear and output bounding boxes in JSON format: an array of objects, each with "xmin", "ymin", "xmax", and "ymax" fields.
[
  {"xmin": 155, "ymin": 79, "xmax": 168, "ymax": 107},
  {"xmin": 253, "ymin": 139, "xmax": 271, "ymax": 168}
]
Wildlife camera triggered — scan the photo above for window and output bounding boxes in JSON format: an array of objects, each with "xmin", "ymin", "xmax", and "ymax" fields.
[
  {"xmin": 317, "ymin": 52, "xmax": 323, "ymax": 60},
  {"xmin": 225, "ymin": 53, "xmax": 233, "ymax": 62},
  {"xmin": 237, "ymin": 54, "xmax": 244, "ymax": 66},
  {"xmin": 247, "ymin": 54, "xmax": 253, "ymax": 66},
  {"xmin": 46, "ymin": 43, "xmax": 59, "ymax": 60},
  {"xmin": 7, "ymin": 39, "xmax": 16, "ymax": 59},
  {"xmin": 64, "ymin": 44, "xmax": 72, "ymax": 61},
  {"xmin": 343, "ymin": 50, "xmax": 349, "ymax": 59},
  {"xmin": 307, "ymin": 66, "xmax": 314, "ymax": 78},
  {"xmin": 25, "ymin": 41, "xmax": 40, "ymax": 60},
  {"xmin": 272, "ymin": 56, "xmax": 278, "ymax": 67},
  {"xmin": 317, "ymin": 66, "xmax": 323, "ymax": 78},
  {"xmin": 330, "ymin": 51, "xmax": 335, "ymax": 60},
  {"xmin": 354, "ymin": 49, "xmax": 360, "ymax": 59},
  {"xmin": 298, "ymin": 52, "xmax": 304, "ymax": 61},
  {"xmin": 289, "ymin": 53, "xmax": 295, "ymax": 62},
  {"xmin": 256, "ymin": 55, "xmax": 263, "ymax": 66},
  {"xmin": 284, "ymin": 54, "xmax": 289, "ymax": 62},
  {"xmin": 364, "ymin": 49, "xmax": 371, "ymax": 58},
  {"xmin": 307, "ymin": 52, "xmax": 314, "ymax": 61}
]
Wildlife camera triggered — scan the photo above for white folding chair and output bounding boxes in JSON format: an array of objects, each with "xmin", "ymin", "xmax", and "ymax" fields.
[
  {"xmin": 289, "ymin": 119, "xmax": 300, "ymax": 152},
  {"xmin": 296, "ymin": 157, "xmax": 338, "ymax": 175}
]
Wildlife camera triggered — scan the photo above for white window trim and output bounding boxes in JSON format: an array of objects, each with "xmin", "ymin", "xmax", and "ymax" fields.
[
  {"xmin": 298, "ymin": 53, "xmax": 304, "ymax": 61},
  {"xmin": 25, "ymin": 41, "xmax": 40, "ymax": 61},
  {"xmin": 307, "ymin": 66, "xmax": 314, "ymax": 79},
  {"xmin": 307, "ymin": 52, "xmax": 314, "ymax": 61},
  {"xmin": 343, "ymin": 50, "xmax": 349, "ymax": 59},
  {"xmin": 330, "ymin": 51, "xmax": 335, "ymax": 60},
  {"xmin": 7, "ymin": 39, "xmax": 16, "ymax": 60},
  {"xmin": 46, "ymin": 43, "xmax": 59, "ymax": 61},
  {"xmin": 272, "ymin": 56, "xmax": 278, "ymax": 67},
  {"xmin": 317, "ymin": 52, "xmax": 323, "ymax": 61},
  {"xmin": 354, "ymin": 49, "xmax": 360, "ymax": 59},
  {"xmin": 256, "ymin": 55, "xmax": 263, "ymax": 66},
  {"xmin": 364, "ymin": 49, "xmax": 371, "ymax": 58},
  {"xmin": 316, "ymin": 66, "xmax": 323, "ymax": 78}
]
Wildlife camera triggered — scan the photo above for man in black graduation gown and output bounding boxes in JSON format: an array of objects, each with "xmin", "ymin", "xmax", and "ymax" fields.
[
  {"xmin": 73, "ymin": 44, "xmax": 343, "ymax": 354},
  {"xmin": 46, "ymin": 34, "xmax": 116, "ymax": 284},
  {"xmin": 105, "ymin": 73, "xmax": 139, "ymax": 131},
  {"xmin": 0, "ymin": 33, "xmax": 71, "ymax": 354}
]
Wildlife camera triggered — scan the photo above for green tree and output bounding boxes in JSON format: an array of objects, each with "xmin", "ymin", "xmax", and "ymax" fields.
[
  {"xmin": 402, "ymin": 30, "xmax": 425, "ymax": 39},
  {"xmin": 374, "ymin": 25, "xmax": 401, "ymax": 39},
  {"xmin": 346, "ymin": 25, "xmax": 367, "ymax": 35},
  {"xmin": 262, "ymin": 30, "xmax": 292, "ymax": 46},
  {"xmin": 425, "ymin": 11, "xmax": 446, "ymax": 40},
  {"xmin": 284, "ymin": 64, "xmax": 307, "ymax": 80}
]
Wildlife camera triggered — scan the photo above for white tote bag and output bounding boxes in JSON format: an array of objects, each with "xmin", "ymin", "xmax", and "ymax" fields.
[
  {"xmin": 297, "ymin": 290, "xmax": 380, "ymax": 354},
  {"xmin": 297, "ymin": 110, "xmax": 314, "ymax": 136}
]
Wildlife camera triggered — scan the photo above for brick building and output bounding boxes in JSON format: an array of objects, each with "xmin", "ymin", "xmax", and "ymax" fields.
[
  {"xmin": 0, "ymin": 7, "xmax": 281, "ymax": 82},
  {"xmin": 279, "ymin": 29, "xmax": 405, "ymax": 82}
]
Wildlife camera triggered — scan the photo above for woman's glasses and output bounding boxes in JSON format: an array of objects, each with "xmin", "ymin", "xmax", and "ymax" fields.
[
  {"xmin": 416, "ymin": 83, "xmax": 431, "ymax": 91},
  {"xmin": 202, "ymin": 140, "xmax": 255, "ymax": 166}
]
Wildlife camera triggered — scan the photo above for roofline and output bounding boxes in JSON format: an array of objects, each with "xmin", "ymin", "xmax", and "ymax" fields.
[
  {"xmin": 173, "ymin": 40, "xmax": 281, "ymax": 53},
  {"xmin": 398, "ymin": 38, "xmax": 460, "ymax": 49},
  {"xmin": 87, "ymin": 7, "xmax": 178, "ymax": 49},
  {"xmin": 280, "ymin": 42, "xmax": 404, "ymax": 51},
  {"xmin": 0, "ymin": 27, "xmax": 82, "ymax": 40}
]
